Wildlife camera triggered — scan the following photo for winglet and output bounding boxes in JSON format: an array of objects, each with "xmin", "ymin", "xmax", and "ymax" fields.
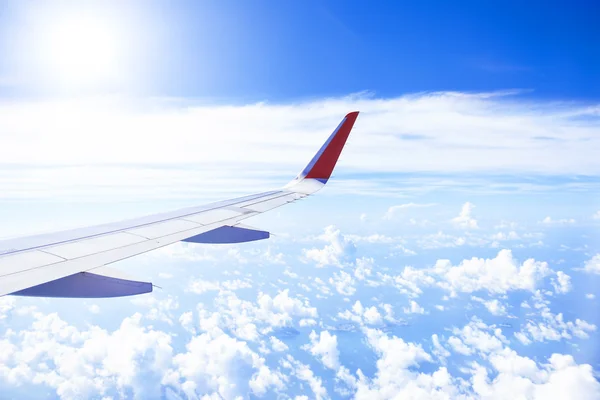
[{"xmin": 295, "ymin": 111, "xmax": 359, "ymax": 184}]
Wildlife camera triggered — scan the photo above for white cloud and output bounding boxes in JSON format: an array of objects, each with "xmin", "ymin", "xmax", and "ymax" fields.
[
  {"xmin": 363, "ymin": 306, "xmax": 384, "ymax": 325},
  {"xmin": 0, "ymin": 297, "xmax": 16, "ymax": 321},
  {"xmin": 393, "ymin": 249, "xmax": 553, "ymax": 298},
  {"xmin": 0, "ymin": 312, "xmax": 174, "ymax": 399},
  {"xmin": 353, "ymin": 328, "xmax": 460, "ymax": 399},
  {"xmin": 304, "ymin": 331, "xmax": 340, "ymax": 370},
  {"xmin": 179, "ymin": 311, "xmax": 195, "ymax": 334},
  {"xmin": 2, "ymin": 91, "xmax": 598, "ymax": 178},
  {"xmin": 0, "ymin": 91, "xmax": 598, "ymax": 211},
  {"xmin": 261, "ymin": 247, "xmax": 285, "ymax": 265},
  {"xmin": 338, "ymin": 301, "xmax": 392, "ymax": 326},
  {"xmin": 381, "ymin": 304, "xmax": 397, "ymax": 323},
  {"xmin": 586, "ymin": 293, "xmax": 595, "ymax": 300},
  {"xmin": 471, "ymin": 296, "xmax": 508, "ymax": 316},
  {"xmin": 269, "ymin": 336, "xmax": 288, "ymax": 352},
  {"xmin": 353, "ymin": 257, "xmax": 373, "ymax": 280},
  {"xmin": 582, "ymin": 254, "xmax": 600, "ymax": 274},
  {"xmin": 190, "ymin": 289, "xmax": 317, "ymax": 342},
  {"xmin": 443, "ymin": 318, "xmax": 600, "ymax": 399},
  {"xmin": 448, "ymin": 336, "xmax": 473, "ymax": 355},
  {"xmin": 491, "ymin": 231, "xmax": 520, "ymax": 241},
  {"xmin": 167, "ymin": 328, "xmax": 285, "ymax": 399},
  {"xmin": 403, "ymin": 300, "xmax": 425, "ymax": 314},
  {"xmin": 281, "ymin": 355, "xmax": 328, "ymax": 400},
  {"xmin": 329, "ymin": 271, "xmax": 356, "ymax": 296},
  {"xmin": 541, "ymin": 216, "xmax": 576, "ymax": 225},
  {"xmin": 283, "ymin": 268, "xmax": 299, "ymax": 279},
  {"xmin": 451, "ymin": 202, "xmax": 478, "ymax": 229},
  {"xmin": 299, "ymin": 318, "xmax": 317, "ymax": 327},
  {"xmin": 593, "ymin": 211, "xmax": 600, "ymax": 220},
  {"xmin": 473, "ymin": 352, "xmax": 600, "ymax": 400},
  {"xmin": 431, "ymin": 334, "xmax": 451, "ymax": 363},
  {"xmin": 303, "ymin": 225, "xmax": 356, "ymax": 267},
  {"xmin": 130, "ymin": 295, "xmax": 180, "ymax": 325},
  {"xmin": 515, "ymin": 291, "xmax": 596, "ymax": 343},
  {"xmin": 551, "ymin": 271, "xmax": 572, "ymax": 294}
]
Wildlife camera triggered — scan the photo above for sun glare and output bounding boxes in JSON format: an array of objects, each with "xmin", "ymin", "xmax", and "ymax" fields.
[{"xmin": 41, "ymin": 15, "xmax": 121, "ymax": 88}]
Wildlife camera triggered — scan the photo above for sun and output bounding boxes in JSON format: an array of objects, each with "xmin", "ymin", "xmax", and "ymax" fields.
[{"xmin": 42, "ymin": 15, "xmax": 121, "ymax": 88}]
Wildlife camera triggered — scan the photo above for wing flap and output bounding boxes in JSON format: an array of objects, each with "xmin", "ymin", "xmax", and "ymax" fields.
[
  {"xmin": 183, "ymin": 225, "xmax": 269, "ymax": 244},
  {"xmin": 10, "ymin": 266, "xmax": 152, "ymax": 298}
]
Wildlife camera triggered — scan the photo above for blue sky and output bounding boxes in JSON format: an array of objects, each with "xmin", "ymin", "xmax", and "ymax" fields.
[
  {"xmin": 0, "ymin": 1, "xmax": 600, "ymax": 399},
  {"xmin": 1, "ymin": 0, "xmax": 599, "ymax": 100}
]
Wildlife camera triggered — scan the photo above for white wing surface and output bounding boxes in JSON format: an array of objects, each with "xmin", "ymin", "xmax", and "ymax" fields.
[{"xmin": 0, "ymin": 112, "xmax": 360, "ymax": 298}]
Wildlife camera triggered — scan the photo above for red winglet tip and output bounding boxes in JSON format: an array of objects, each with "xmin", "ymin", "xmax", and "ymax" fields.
[{"xmin": 301, "ymin": 111, "xmax": 360, "ymax": 181}]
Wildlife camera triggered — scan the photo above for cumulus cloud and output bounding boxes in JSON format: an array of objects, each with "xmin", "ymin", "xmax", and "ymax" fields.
[
  {"xmin": 551, "ymin": 271, "xmax": 572, "ymax": 294},
  {"xmin": 353, "ymin": 257, "xmax": 373, "ymax": 280},
  {"xmin": 166, "ymin": 328, "xmax": 285, "ymax": 399},
  {"xmin": 471, "ymin": 296, "xmax": 508, "ymax": 316},
  {"xmin": 452, "ymin": 202, "xmax": 478, "ymax": 229},
  {"xmin": 337, "ymin": 301, "xmax": 390, "ymax": 326},
  {"xmin": 270, "ymin": 336, "xmax": 289, "ymax": 352},
  {"xmin": 514, "ymin": 291, "xmax": 596, "ymax": 344},
  {"xmin": 403, "ymin": 300, "xmax": 426, "ymax": 314},
  {"xmin": 303, "ymin": 331, "xmax": 340, "ymax": 370},
  {"xmin": 582, "ymin": 254, "xmax": 600, "ymax": 274},
  {"xmin": 210, "ymin": 289, "xmax": 317, "ymax": 339},
  {"xmin": 446, "ymin": 319, "xmax": 600, "ymax": 400},
  {"xmin": 130, "ymin": 295, "xmax": 180, "ymax": 325},
  {"xmin": 392, "ymin": 249, "xmax": 554, "ymax": 297},
  {"xmin": 353, "ymin": 328, "xmax": 460, "ymax": 399},
  {"xmin": 302, "ymin": 225, "xmax": 357, "ymax": 267},
  {"xmin": 329, "ymin": 271, "xmax": 356, "ymax": 296},
  {"xmin": 0, "ymin": 312, "xmax": 174, "ymax": 399},
  {"xmin": 0, "ymin": 297, "xmax": 16, "ymax": 321},
  {"xmin": 281, "ymin": 356, "xmax": 328, "ymax": 400}
]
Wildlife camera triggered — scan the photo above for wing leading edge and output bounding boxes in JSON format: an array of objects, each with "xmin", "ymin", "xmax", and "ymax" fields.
[{"xmin": 0, "ymin": 112, "xmax": 360, "ymax": 298}]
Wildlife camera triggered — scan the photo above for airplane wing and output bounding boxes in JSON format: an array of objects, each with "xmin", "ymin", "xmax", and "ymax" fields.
[{"xmin": 0, "ymin": 111, "xmax": 360, "ymax": 298}]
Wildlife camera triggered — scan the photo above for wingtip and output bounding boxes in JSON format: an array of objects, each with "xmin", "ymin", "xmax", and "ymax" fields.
[{"xmin": 294, "ymin": 111, "xmax": 360, "ymax": 183}]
